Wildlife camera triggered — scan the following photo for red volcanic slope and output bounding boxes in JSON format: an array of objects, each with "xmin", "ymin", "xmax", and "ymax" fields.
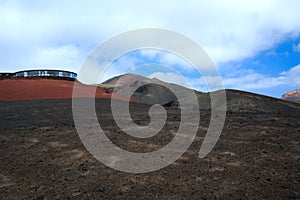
[{"xmin": 0, "ymin": 78, "xmax": 133, "ymax": 101}]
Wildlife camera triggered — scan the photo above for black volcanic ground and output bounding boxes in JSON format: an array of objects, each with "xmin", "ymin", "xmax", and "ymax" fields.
[{"xmin": 1, "ymin": 89, "xmax": 300, "ymax": 199}]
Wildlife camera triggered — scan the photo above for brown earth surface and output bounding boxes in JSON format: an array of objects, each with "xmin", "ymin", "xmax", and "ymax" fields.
[
  {"xmin": 0, "ymin": 95, "xmax": 299, "ymax": 199},
  {"xmin": 0, "ymin": 78, "xmax": 133, "ymax": 102}
]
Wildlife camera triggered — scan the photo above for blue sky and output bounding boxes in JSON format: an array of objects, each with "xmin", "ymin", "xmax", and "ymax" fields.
[{"xmin": 0, "ymin": 0, "xmax": 300, "ymax": 98}]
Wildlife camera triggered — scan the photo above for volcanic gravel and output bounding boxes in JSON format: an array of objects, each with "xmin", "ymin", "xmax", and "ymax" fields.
[{"xmin": 0, "ymin": 98, "xmax": 299, "ymax": 199}]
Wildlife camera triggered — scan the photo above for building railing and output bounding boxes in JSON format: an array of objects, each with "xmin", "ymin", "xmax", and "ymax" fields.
[{"xmin": 0, "ymin": 70, "xmax": 77, "ymax": 79}]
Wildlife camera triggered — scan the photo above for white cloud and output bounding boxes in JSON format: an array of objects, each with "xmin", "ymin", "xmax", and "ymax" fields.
[
  {"xmin": 138, "ymin": 64, "xmax": 300, "ymax": 94},
  {"xmin": 293, "ymin": 43, "xmax": 300, "ymax": 52},
  {"xmin": 266, "ymin": 50, "xmax": 277, "ymax": 56},
  {"xmin": 32, "ymin": 45, "xmax": 83, "ymax": 71},
  {"xmin": 279, "ymin": 64, "xmax": 300, "ymax": 85},
  {"xmin": 146, "ymin": 71, "xmax": 226, "ymax": 92},
  {"xmin": 97, "ymin": 53, "xmax": 141, "ymax": 83},
  {"xmin": 138, "ymin": 49, "xmax": 212, "ymax": 73},
  {"xmin": 139, "ymin": 49, "xmax": 159, "ymax": 59},
  {"xmin": 158, "ymin": 52, "xmax": 194, "ymax": 71},
  {"xmin": 222, "ymin": 64, "xmax": 300, "ymax": 90},
  {"xmin": 188, "ymin": 75, "xmax": 225, "ymax": 92},
  {"xmin": 147, "ymin": 72, "xmax": 190, "ymax": 88},
  {"xmin": 1, "ymin": 0, "xmax": 300, "ymax": 73}
]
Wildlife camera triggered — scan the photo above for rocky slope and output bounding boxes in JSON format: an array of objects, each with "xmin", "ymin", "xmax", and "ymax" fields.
[
  {"xmin": 101, "ymin": 73, "xmax": 190, "ymax": 105},
  {"xmin": 1, "ymin": 74, "xmax": 300, "ymax": 199},
  {"xmin": 282, "ymin": 89, "xmax": 300, "ymax": 103},
  {"xmin": 102, "ymin": 74, "xmax": 300, "ymax": 114},
  {"xmin": 1, "ymin": 98, "xmax": 299, "ymax": 199}
]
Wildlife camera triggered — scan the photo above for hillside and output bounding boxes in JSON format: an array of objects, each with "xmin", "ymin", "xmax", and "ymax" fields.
[
  {"xmin": 102, "ymin": 74, "xmax": 300, "ymax": 114},
  {"xmin": 0, "ymin": 78, "xmax": 133, "ymax": 101},
  {"xmin": 0, "ymin": 98, "xmax": 299, "ymax": 199},
  {"xmin": 282, "ymin": 89, "xmax": 300, "ymax": 103},
  {"xmin": 0, "ymin": 74, "xmax": 299, "ymax": 199},
  {"xmin": 3, "ymin": 74, "xmax": 297, "ymax": 114},
  {"xmin": 101, "ymin": 73, "xmax": 180, "ymax": 105}
]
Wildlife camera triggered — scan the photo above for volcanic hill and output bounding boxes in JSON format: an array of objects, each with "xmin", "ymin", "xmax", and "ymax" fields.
[
  {"xmin": 101, "ymin": 73, "xmax": 300, "ymax": 114},
  {"xmin": 0, "ymin": 74, "xmax": 299, "ymax": 199},
  {"xmin": 0, "ymin": 78, "xmax": 132, "ymax": 102},
  {"xmin": 282, "ymin": 89, "xmax": 300, "ymax": 103}
]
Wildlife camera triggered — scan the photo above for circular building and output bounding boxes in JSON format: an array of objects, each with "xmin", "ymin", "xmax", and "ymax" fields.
[
  {"xmin": 0, "ymin": 69, "xmax": 77, "ymax": 80},
  {"xmin": 14, "ymin": 69, "xmax": 77, "ymax": 79},
  {"xmin": 0, "ymin": 72, "xmax": 14, "ymax": 78}
]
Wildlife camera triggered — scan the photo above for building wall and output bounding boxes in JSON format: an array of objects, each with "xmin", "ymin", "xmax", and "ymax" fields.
[
  {"xmin": 0, "ymin": 73, "xmax": 14, "ymax": 77},
  {"xmin": 14, "ymin": 70, "xmax": 77, "ymax": 79},
  {"xmin": 0, "ymin": 70, "xmax": 77, "ymax": 80}
]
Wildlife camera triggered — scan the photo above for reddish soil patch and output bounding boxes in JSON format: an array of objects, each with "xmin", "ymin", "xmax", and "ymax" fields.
[{"xmin": 0, "ymin": 78, "xmax": 133, "ymax": 101}]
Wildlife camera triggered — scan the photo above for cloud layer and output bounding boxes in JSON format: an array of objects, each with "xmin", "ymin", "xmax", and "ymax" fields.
[
  {"xmin": 222, "ymin": 64, "xmax": 300, "ymax": 89},
  {"xmin": 1, "ymin": 0, "xmax": 300, "ymax": 97},
  {"xmin": 1, "ymin": 0, "xmax": 300, "ymax": 71}
]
